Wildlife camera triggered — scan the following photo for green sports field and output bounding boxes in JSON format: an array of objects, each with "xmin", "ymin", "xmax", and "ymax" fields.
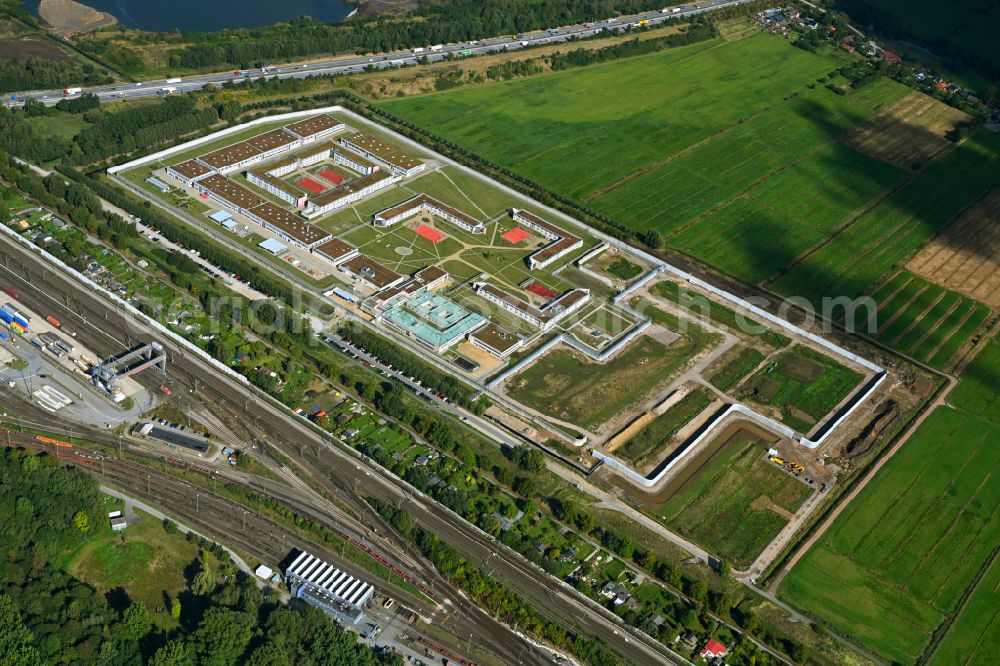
[{"xmin": 779, "ymin": 339, "xmax": 1000, "ymax": 664}]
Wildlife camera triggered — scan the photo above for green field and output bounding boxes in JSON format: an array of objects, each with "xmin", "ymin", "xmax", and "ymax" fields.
[
  {"xmin": 779, "ymin": 338, "xmax": 1000, "ymax": 664},
  {"xmin": 659, "ymin": 433, "xmax": 812, "ymax": 568},
  {"xmin": 506, "ymin": 333, "xmax": 711, "ymax": 432},
  {"xmin": 606, "ymin": 257, "xmax": 643, "ymax": 281},
  {"xmin": 710, "ymin": 346, "xmax": 767, "ymax": 391},
  {"xmin": 928, "ymin": 554, "xmax": 1000, "ymax": 666},
  {"xmin": 770, "ymin": 131, "xmax": 1000, "ymax": 301},
  {"xmin": 737, "ymin": 345, "xmax": 864, "ymax": 431},
  {"xmin": 616, "ymin": 388, "xmax": 714, "ymax": 464},
  {"xmin": 865, "ymin": 271, "xmax": 991, "ymax": 369}
]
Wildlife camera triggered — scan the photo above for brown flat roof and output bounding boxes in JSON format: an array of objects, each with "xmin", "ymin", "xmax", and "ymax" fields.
[
  {"xmin": 414, "ymin": 265, "xmax": 447, "ymax": 286},
  {"xmin": 284, "ymin": 114, "xmax": 343, "ymax": 140},
  {"xmin": 477, "ymin": 283, "xmax": 587, "ymax": 322},
  {"xmin": 342, "ymin": 255, "xmax": 403, "ymax": 290},
  {"xmin": 531, "ymin": 236, "xmax": 582, "ymax": 265},
  {"xmin": 311, "ymin": 170, "xmax": 393, "ymax": 206},
  {"xmin": 200, "ymin": 128, "xmax": 298, "ymax": 170},
  {"xmin": 314, "ymin": 238, "xmax": 356, "ymax": 262},
  {"xmin": 250, "ymin": 201, "xmax": 331, "ymax": 246},
  {"xmin": 297, "ymin": 140, "xmax": 336, "ymax": 161},
  {"xmin": 331, "ymin": 145, "xmax": 376, "ymax": 170},
  {"xmin": 199, "ymin": 174, "xmax": 268, "ymax": 211},
  {"xmin": 170, "ymin": 159, "xmax": 212, "ymax": 180},
  {"xmin": 344, "ymin": 132, "xmax": 423, "ymax": 171},
  {"xmin": 470, "ymin": 322, "xmax": 522, "ymax": 354},
  {"xmin": 377, "ymin": 194, "xmax": 480, "ymax": 229}
]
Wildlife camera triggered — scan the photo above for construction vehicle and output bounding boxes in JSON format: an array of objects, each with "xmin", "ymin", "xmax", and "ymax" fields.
[{"xmin": 769, "ymin": 456, "xmax": 784, "ymax": 465}]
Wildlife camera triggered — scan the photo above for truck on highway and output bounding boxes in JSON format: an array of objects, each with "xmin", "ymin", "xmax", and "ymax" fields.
[
  {"xmin": 429, "ymin": 44, "xmax": 443, "ymax": 51},
  {"xmin": 159, "ymin": 87, "xmax": 177, "ymax": 95},
  {"xmin": 412, "ymin": 47, "xmax": 425, "ymax": 54},
  {"xmin": 165, "ymin": 77, "xmax": 182, "ymax": 84},
  {"xmin": 459, "ymin": 49, "xmax": 472, "ymax": 56},
  {"xmin": 63, "ymin": 87, "xmax": 81, "ymax": 96}
]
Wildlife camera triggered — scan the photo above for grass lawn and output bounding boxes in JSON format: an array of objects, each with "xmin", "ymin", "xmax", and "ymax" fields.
[
  {"xmin": 68, "ymin": 506, "xmax": 206, "ymax": 630},
  {"xmin": 659, "ymin": 432, "xmax": 811, "ymax": 568},
  {"xmin": 710, "ymin": 346, "xmax": 767, "ymax": 392},
  {"xmin": 506, "ymin": 332, "xmax": 708, "ymax": 432},
  {"xmin": 737, "ymin": 345, "xmax": 864, "ymax": 432},
  {"xmin": 928, "ymin": 553, "xmax": 1000, "ymax": 666},
  {"xmin": 617, "ymin": 388, "xmax": 713, "ymax": 464},
  {"xmin": 780, "ymin": 337, "xmax": 1000, "ymax": 664},
  {"xmin": 606, "ymin": 257, "xmax": 643, "ymax": 281}
]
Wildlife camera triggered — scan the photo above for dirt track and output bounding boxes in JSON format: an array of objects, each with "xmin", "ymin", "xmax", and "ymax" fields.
[{"xmin": 39, "ymin": 0, "xmax": 117, "ymax": 35}]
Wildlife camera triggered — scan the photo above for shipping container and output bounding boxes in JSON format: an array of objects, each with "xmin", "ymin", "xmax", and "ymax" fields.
[
  {"xmin": 13, "ymin": 316, "xmax": 28, "ymax": 330},
  {"xmin": 0, "ymin": 310, "xmax": 12, "ymax": 325},
  {"xmin": 1, "ymin": 287, "xmax": 16, "ymax": 299},
  {"xmin": 46, "ymin": 315, "xmax": 61, "ymax": 328}
]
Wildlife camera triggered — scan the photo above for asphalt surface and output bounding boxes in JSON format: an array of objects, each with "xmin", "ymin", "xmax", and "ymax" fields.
[
  {"xmin": 4, "ymin": 0, "xmax": 755, "ymax": 107},
  {"xmin": 0, "ymin": 203, "xmax": 686, "ymax": 664}
]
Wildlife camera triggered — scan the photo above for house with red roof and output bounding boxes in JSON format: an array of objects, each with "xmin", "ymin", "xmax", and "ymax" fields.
[{"xmin": 699, "ymin": 638, "xmax": 729, "ymax": 660}]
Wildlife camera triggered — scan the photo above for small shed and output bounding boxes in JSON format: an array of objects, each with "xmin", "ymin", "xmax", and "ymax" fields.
[{"xmin": 258, "ymin": 238, "xmax": 288, "ymax": 255}]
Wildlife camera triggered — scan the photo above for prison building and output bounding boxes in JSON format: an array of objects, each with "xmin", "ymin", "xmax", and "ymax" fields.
[
  {"xmin": 312, "ymin": 238, "xmax": 359, "ymax": 267},
  {"xmin": 474, "ymin": 282, "xmax": 590, "ymax": 332},
  {"xmin": 360, "ymin": 265, "xmax": 449, "ymax": 315},
  {"xmin": 468, "ymin": 322, "xmax": 524, "ymax": 359},
  {"xmin": 285, "ymin": 551, "xmax": 373, "ymax": 626},
  {"xmin": 199, "ymin": 128, "xmax": 302, "ymax": 175},
  {"xmin": 282, "ymin": 114, "xmax": 345, "ymax": 142},
  {"xmin": 245, "ymin": 201, "xmax": 332, "ymax": 250},
  {"xmin": 302, "ymin": 171, "xmax": 399, "ymax": 220},
  {"xmin": 247, "ymin": 167, "xmax": 308, "ymax": 208},
  {"xmin": 331, "ymin": 146, "xmax": 378, "ymax": 175},
  {"xmin": 377, "ymin": 288, "xmax": 486, "ymax": 354},
  {"xmin": 260, "ymin": 156, "xmax": 299, "ymax": 179},
  {"xmin": 166, "ymin": 159, "xmax": 213, "ymax": 186},
  {"xmin": 511, "ymin": 209, "xmax": 584, "ymax": 270},
  {"xmin": 340, "ymin": 255, "xmax": 408, "ymax": 292},
  {"xmin": 373, "ymin": 194, "xmax": 485, "ymax": 234},
  {"xmin": 196, "ymin": 174, "xmax": 268, "ymax": 218},
  {"xmin": 340, "ymin": 132, "xmax": 425, "ymax": 177}
]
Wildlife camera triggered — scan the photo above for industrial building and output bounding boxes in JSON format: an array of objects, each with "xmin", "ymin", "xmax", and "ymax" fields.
[
  {"xmin": 474, "ymin": 282, "xmax": 590, "ymax": 331},
  {"xmin": 285, "ymin": 551, "xmax": 374, "ymax": 626},
  {"xmin": 340, "ymin": 133, "xmax": 426, "ymax": 177},
  {"xmin": 373, "ymin": 194, "xmax": 485, "ymax": 234},
  {"xmin": 511, "ymin": 209, "xmax": 584, "ymax": 269}
]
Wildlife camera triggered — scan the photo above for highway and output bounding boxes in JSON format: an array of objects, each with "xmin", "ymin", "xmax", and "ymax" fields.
[
  {"xmin": 4, "ymin": 0, "xmax": 754, "ymax": 107},
  {"xmin": 0, "ymin": 203, "xmax": 686, "ymax": 664}
]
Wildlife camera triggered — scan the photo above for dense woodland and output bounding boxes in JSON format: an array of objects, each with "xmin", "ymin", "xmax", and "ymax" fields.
[
  {"xmin": 0, "ymin": 447, "xmax": 398, "ymax": 665},
  {"xmin": 0, "ymin": 57, "xmax": 112, "ymax": 95}
]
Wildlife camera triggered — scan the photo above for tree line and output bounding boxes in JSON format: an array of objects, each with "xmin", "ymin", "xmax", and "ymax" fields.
[
  {"xmin": 0, "ymin": 447, "xmax": 398, "ymax": 665},
  {"xmin": 0, "ymin": 57, "xmax": 111, "ymax": 94}
]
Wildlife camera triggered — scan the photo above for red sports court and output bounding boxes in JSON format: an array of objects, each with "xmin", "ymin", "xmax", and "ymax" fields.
[
  {"xmin": 414, "ymin": 224, "xmax": 446, "ymax": 244},
  {"xmin": 501, "ymin": 227, "xmax": 531, "ymax": 244},
  {"xmin": 526, "ymin": 282, "xmax": 557, "ymax": 299},
  {"xmin": 319, "ymin": 168, "xmax": 346, "ymax": 185},
  {"xmin": 298, "ymin": 176, "xmax": 326, "ymax": 195}
]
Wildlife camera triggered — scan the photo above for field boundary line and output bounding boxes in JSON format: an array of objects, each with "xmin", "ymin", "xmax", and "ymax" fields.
[
  {"xmin": 888, "ymin": 290, "xmax": 945, "ymax": 346},
  {"xmin": 923, "ymin": 303, "xmax": 977, "ymax": 364},
  {"xmin": 905, "ymin": 298, "xmax": 962, "ymax": 358}
]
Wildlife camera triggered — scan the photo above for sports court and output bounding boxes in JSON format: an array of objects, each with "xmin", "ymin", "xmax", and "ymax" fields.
[
  {"xmin": 526, "ymin": 282, "xmax": 557, "ymax": 299},
  {"xmin": 319, "ymin": 168, "xmax": 346, "ymax": 185},
  {"xmin": 298, "ymin": 176, "xmax": 326, "ymax": 195},
  {"xmin": 502, "ymin": 227, "xmax": 531, "ymax": 244},
  {"xmin": 415, "ymin": 224, "xmax": 446, "ymax": 244}
]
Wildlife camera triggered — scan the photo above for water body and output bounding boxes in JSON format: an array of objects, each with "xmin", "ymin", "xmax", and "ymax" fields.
[{"xmin": 27, "ymin": 0, "xmax": 354, "ymax": 32}]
